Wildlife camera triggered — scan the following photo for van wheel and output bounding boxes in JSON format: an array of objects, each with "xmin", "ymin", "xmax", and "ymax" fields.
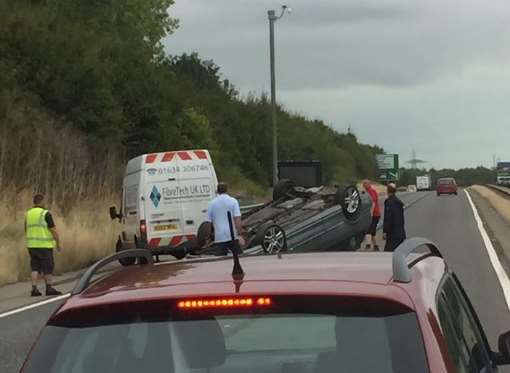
[
  {"xmin": 116, "ymin": 237, "xmax": 136, "ymax": 266},
  {"xmin": 273, "ymin": 179, "xmax": 295, "ymax": 201},
  {"xmin": 195, "ymin": 222, "xmax": 213, "ymax": 249},
  {"xmin": 335, "ymin": 185, "xmax": 362, "ymax": 220},
  {"xmin": 256, "ymin": 222, "xmax": 287, "ymax": 254}
]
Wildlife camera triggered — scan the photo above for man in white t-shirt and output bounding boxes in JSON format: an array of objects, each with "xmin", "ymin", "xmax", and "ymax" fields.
[{"xmin": 206, "ymin": 183, "xmax": 245, "ymax": 256}]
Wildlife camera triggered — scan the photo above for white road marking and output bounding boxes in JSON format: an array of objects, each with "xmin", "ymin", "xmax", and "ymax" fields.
[
  {"xmin": 0, "ymin": 293, "xmax": 70, "ymax": 319},
  {"xmin": 465, "ymin": 190, "xmax": 510, "ymax": 310}
]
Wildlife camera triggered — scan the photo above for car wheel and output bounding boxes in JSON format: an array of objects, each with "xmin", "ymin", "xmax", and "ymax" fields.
[
  {"xmin": 348, "ymin": 234, "xmax": 363, "ymax": 251},
  {"xmin": 336, "ymin": 185, "xmax": 362, "ymax": 220},
  {"xmin": 273, "ymin": 179, "xmax": 295, "ymax": 201},
  {"xmin": 194, "ymin": 221, "xmax": 213, "ymax": 249},
  {"xmin": 339, "ymin": 233, "xmax": 364, "ymax": 251},
  {"xmin": 116, "ymin": 237, "xmax": 136, "ymax": 266},
  {"xmin": 256, "ymin": 222, "xmax": 287, "ymax": 254}
]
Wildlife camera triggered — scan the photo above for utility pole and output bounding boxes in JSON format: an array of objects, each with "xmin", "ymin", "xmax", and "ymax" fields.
[{"xmin": 268, "ymin": 5, "xmax": 291, "ymax": 186}]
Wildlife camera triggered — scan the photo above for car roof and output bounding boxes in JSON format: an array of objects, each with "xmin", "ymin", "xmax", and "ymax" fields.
[{"xmin": 55, "ymin": 252, "xmax": 446, "ymax": 317}]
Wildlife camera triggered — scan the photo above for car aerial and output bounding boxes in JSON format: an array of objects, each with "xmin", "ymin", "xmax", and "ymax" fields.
[
  {"xmin": 437, "ymin": 177, "xmax": 458, "ymax": 196},
  {"xmin": 196, "ymin": 180, "xmax": 371, "ymax": 254},
  {"xmin": 21, "ymin": 239, "xmax": 510, "ymax": 373}
]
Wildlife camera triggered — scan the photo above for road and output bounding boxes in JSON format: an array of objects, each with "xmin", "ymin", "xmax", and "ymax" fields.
[
  {"xmin": 1, "ymin": 190, "xmax": 509, "ymax": 372},
  {"xmin": 403, "ymin": 191, "xmax": 510, "ymax": 354}
]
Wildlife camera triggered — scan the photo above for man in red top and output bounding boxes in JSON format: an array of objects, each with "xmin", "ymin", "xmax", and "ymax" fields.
[{"xmin": 362, "ymin": 180, "xmax": 381, "ymax": 251}]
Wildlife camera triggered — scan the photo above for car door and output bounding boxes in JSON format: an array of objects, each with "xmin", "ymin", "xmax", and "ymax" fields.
[{"xmin": 436, "ymin": 272, "xmax": 496, "ymax": 372}]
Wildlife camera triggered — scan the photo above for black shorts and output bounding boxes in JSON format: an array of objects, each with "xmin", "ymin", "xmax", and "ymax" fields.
[
  {"xmin": 28, "ymin": 248, "xmax": 54, "ymax": 274},
  {"xmin": 366, "ymin": 216, "xmax": 381, "ymax": 236}
]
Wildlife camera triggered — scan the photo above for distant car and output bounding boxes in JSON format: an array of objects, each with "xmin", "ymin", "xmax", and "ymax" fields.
[
  {"xmin": 397, "ymin": 186, "xmax": 408, "ymax": 193},
  {"xmin": 408, "ymin": 184, "xmax": 418, "ymax": 192},
  {"xmin": 437, "ymin": 177, "xmax": 458, "ymax": 196},
  {"xmin": 21, "ymin": 239, "xmax": 510, "ymax": 372}
]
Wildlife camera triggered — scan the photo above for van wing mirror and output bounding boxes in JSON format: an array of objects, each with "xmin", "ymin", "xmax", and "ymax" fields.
[
  {"xmin": 495, "ymin": 331, "xmax": 510, "ymax": 365},
  {"xmin": 109, "ymin": 206, "xmax": 120, "ymax": 220}
]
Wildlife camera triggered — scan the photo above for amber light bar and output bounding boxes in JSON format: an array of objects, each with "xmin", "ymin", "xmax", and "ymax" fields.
[{"xmin": 177, "ymin": 297, "xmax": 272, "ymax": 309}]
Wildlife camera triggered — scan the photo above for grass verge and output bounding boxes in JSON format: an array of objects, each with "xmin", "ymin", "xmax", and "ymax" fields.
[
  {"xmin": 469, "ymin": 185, "xmax": 510, "ymax": 225},
  {"xmin": 0, "ymin": 190, "xmax": 118, "ymax": 286}
]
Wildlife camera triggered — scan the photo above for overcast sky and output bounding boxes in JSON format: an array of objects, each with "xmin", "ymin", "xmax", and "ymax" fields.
[{"xmin": 164, "ymin": 0, "xmax": 510, "ymax": 169}]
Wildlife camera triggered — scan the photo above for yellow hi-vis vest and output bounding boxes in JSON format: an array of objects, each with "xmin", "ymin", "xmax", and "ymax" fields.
[{"xmin": 26, "ymin": 207, "xmax": 56, "ymax": 249}]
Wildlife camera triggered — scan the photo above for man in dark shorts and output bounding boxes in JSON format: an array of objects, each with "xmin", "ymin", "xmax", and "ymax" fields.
[
  {"xmin": 362, "ymin": 180, "xmax": 381, "ymax": 251},
  {"xmin": 383, "ymin": 183, "xmax": 406, "ymax": 252},
  {"xmin": 25, "ymin": 194, "xmax": 62, "ymax": 296}
]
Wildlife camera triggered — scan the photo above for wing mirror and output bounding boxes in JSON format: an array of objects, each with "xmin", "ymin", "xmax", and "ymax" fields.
[
  {"xmin": 495, "ymin": 331, "xmax": 510, "ymax": 365},
  {"xmin": 109, "ymin": 206, "xmax": 121, "ymax": 221}
]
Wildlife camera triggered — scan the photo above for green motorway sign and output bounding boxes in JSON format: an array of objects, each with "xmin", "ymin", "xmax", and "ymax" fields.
[{"xmin": 376, "ymin": 154, "xmax": 399, "ymax": 181}]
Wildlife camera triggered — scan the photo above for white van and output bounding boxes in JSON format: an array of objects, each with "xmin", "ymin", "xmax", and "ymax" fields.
[{"xmin": 110, "ymin": 149, "xmax": 218, "ymax": 264}]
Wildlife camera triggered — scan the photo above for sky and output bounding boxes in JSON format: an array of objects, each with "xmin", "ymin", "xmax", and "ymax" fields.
[{"xmin": 163, "ymin": 0, "xmax": 510, "ymax": 169}]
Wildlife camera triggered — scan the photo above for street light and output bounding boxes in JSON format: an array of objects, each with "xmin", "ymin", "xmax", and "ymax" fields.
[{"xmin": 268, "ymin": 5, "xmax": 291, "ymax": 187}]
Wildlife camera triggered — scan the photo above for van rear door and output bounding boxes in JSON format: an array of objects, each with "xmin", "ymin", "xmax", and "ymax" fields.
[
  {"xmin": 144, "ymin": 155, "xmax": 183, "ymax": 248},
  {"xmin": 178, "ymin": 150, "xmax": 217, "ymax": 242},
  {"xmin": 143, "ymin": 150, "xmax": 217, "ymax": 248}
]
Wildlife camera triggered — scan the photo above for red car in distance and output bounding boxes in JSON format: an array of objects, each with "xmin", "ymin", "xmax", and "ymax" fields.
[
  {"xmin": 437, "ymin": 177, "xmax": 458, "ymax": 196},
  {"xmin": 21, "ymin": 239, "xmax": 510, "ymax": 373}
]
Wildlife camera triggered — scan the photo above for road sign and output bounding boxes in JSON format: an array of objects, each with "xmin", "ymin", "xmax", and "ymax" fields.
[{"xmin": 376, "ymin": 154, "xmax": 399, "ymax": 181}]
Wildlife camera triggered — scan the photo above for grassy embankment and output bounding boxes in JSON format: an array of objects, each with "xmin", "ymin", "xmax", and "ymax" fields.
[
  {"xmin": 0, "ymin": 189, "xmax": 118, "ymax": 286},
  {"xmin": 0, "ymin": 176, "xmax": 269, "ymax": 286},
  {"xmin": 469, "ymin": 185, "xmax": 510, "ymax": 224}
]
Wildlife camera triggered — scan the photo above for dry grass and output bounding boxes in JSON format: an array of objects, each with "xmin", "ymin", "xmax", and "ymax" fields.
[
  {"xmin": 469, "ymin": 185, "xmax": 510, "ymax": 225},
  {"xmin": 0, "ymin": 189, "xmax": 119, "ymax": 286}
]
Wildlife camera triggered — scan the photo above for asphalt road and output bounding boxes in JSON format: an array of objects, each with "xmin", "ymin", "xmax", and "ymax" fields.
[
  {"xmin": 1, "ymin": 190, "xmax": 509, "ymax": 372},
  {"xmin": 403, "ymin": 191, "xmax": 510, "ymax": 357},
  {"xmin": 0, "ymin": 300, "xmax": 64, "ymax": 372}
]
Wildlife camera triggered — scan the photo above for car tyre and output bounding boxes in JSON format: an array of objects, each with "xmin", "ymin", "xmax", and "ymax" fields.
[
  {"xmin": 338, "ymin": 233, "xmax": 364, "ymax": 251},
  {"xmin": 194, "ymin": 221, "xmax": 213, "ymax": 249},
  {"xmin": 116, "ymin": 237, "xmax": 136, "ymax": 266},
  {"xmin": 255, "ymin": 221, "xmax": 287, "ymax": 254},
  {"xmin": 348, "ymin": 233, "xmax": 364, "ymax": 251},
  {"xmin": 335, "ymin": 185, "xmax": 362, "ymax": 220},
  {"xmin": 273, "ymin": 179, "xmax": 295, "ymax": 201}
]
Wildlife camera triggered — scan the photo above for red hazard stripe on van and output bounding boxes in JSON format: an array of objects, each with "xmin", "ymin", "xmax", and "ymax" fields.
[
  {"xmin": 149, "ymin": 238, "xmax": 161, "ymax": 247},
  {"xmin": 194, "ymin": 150, "xmax": 208, "ymax": 159},
  {"xmin": 145, "ymin": 154, "xmax": 158, "ymax": 164},
  {"xmin": 149, "ymin": 235, "xmax": 196, "ymax": 248},
  {"xmin": 146, "ymin": 150, "xmax": 208, "ymax": 163},
  {"xmin": 162, "ymin": 152, "xmax": 175, "ymax": 162},
  {"xmin": 177, "ymin": 151, "xmax": 192, "ymax": 160},
  {"xmin": 170, "ymin": 236, "xmax": 183, "ymax": 246}
]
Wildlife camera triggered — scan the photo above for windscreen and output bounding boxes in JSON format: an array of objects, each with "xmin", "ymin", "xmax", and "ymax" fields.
[
  {"xmin": 24, "ymin": 298, "xmax": 429, "ymax": 373},
  {"xmin": 438, "ymin": 179, "xmax": 454, "ymax": 185}
]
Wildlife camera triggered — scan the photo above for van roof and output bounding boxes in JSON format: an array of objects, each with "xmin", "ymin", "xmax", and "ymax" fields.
[{"xmin": 126, "ymin": 149, "xmax": 211, "ymax": 175}]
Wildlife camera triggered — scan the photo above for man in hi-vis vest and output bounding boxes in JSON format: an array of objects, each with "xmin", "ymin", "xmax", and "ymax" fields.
[{"xmin": 25, "ymin": 194, "xmax": 62, "ymax": 296}]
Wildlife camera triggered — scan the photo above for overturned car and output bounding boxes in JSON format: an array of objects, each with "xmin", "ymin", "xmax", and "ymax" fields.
[{"xmin": 197, "ymin": 180, "xmax": 372, "ymax": 254}]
